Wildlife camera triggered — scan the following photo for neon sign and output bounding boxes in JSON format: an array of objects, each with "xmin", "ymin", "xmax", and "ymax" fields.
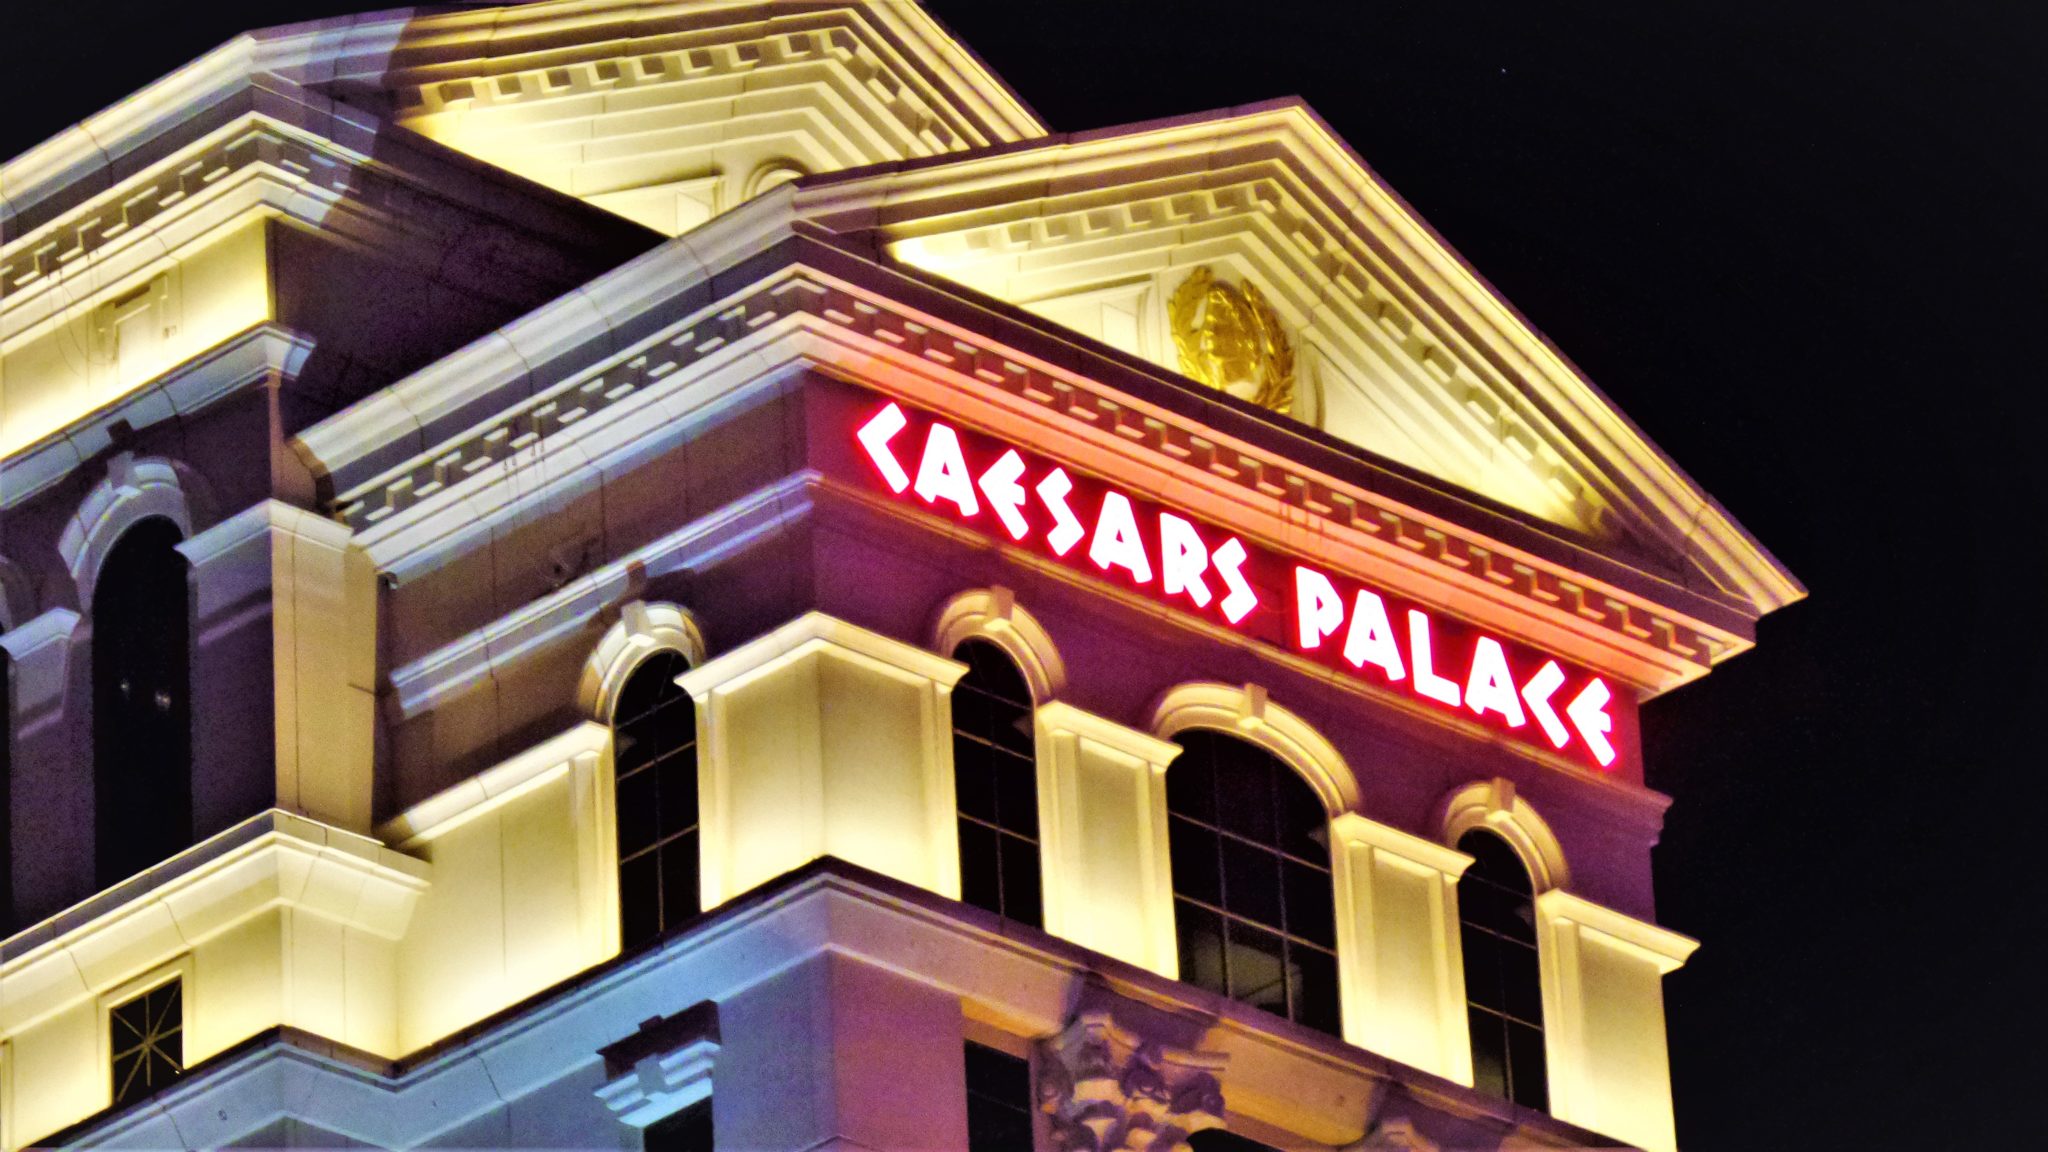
[{"xmin": 856, "ymin": 400, "xmax": 1625, "ymax": 770}]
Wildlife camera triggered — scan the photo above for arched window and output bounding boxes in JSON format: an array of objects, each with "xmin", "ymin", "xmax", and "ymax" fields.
[
  {"xmin": 1167, "ymin": 730, "xmax": 1338, "ymax": 1035},
  {"xmin": 1457, "ymin": 828, "xmax": 1547, "ymax": 1110},
  {"xmin": 950, "ymin": 639, "xmax": 1040, "ymax": 926},
  {"xmin": 612, "ymin": 649, "xmax": 699, "ymax": 952},
  {"xmin": 93, "ymin": 517, "xmax": 192, "ymax": 888}
]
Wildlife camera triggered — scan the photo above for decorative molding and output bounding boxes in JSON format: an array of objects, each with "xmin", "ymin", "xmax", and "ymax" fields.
[
  {"xmin": 0, "ymin": 810, "xmax": 428, "ymax": 1034},
  {"xmin": 1035, "ymin": 1011, "xmax": 1227, "ymax": 1152},
  {"xmin": 377, "ymin": 722, "xmax": 611, "ymax": 850},
  {"xmin": 384, "ymin": 1, "xmax": 1041, "ymax": 152},
  {"xmin": 1348, "ymin": 1118, "xmax": 1441, "ymax": 1152},
  {"xmin": 1436, "ymin": 777, "xmax": 1571, "ymax": 894},
  {"xmin": 931, "ymin": 586, "xmax": 1066, "ymax": 703},
  {"xmin": 579, "ymin": 600, "xmax": 707, "ymax": 722},
  {"xmin": 901, "ymin": 179, "xmax": 1595, "ymax": 529},
  {"xmin": 321, "ymin": 266, "xmax": 1730, "ymax": 682},
  {"xmin": 1534, "ymin": 888, "xmax": 1698, "ymax": 974},
  {"xmin": 0, "ymin": 608, "xmax": 81, "ymax": 741},
  {"xmin": 1151, "ymin": 682, "xmax": 1358, "ymax": 816},
  {"xmin": 595, "ymin": 1000, "xmax": 720, "ymax": 1128},
  {"xmin": 58, "ymin": 453, "xmax": 203, "ymax": 609},
  {"xmin": 1, "ymin": 326, "xmax": 314, "ymax": 514}
]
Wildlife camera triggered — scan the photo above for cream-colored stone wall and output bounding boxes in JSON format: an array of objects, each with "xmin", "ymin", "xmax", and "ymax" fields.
[{"xmin": 1, "ymin": 217, "xmax": 272, "ymax": 460}]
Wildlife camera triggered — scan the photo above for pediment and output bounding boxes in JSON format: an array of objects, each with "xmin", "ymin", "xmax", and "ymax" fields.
[
  {"xmin": 332, "ymin": 1, "xmax": 1044, "ymax": 235},
  {"xmin": 792, "ymin": 102, "xmax": 1801, "ymax": 614}
]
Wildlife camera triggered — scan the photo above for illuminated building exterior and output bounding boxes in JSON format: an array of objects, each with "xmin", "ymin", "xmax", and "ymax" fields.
[{"xmin": 0, "ymin": 3, "xmax": 1800, "ymax": 1149}]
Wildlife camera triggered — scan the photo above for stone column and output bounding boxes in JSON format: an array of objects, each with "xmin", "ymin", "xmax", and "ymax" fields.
[
  {"xmin": 1535, "ymin": 888, "xmax": 1697, "ymax": 1152},
  {"xmin": 178, "ymin": 501, "xmax": 377, "ymax": 834},
  {"xmin": 1329, "ymin": 813, "xmax": 1474, "ymax": 1084},
  {"xmin": 682, "ymin": 612, "xmax": 968, "ymax": 909},
  {"xmin": 1032, "ymin": 702, "xmax": 1183, "ymax": 978},
  {"xmin": 1, "ymin": 609, "xmax": 86, "ymax": 919}
]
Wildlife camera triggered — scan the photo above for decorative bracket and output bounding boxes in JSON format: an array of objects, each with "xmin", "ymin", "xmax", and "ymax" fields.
[
  {"xmin": 595, "ymin": 1001, "xmax": 720, "ymax": 1128},
  {"xmin": 1036, "ymin": 1011, "xmax": 1227, "ymax": 1152}
]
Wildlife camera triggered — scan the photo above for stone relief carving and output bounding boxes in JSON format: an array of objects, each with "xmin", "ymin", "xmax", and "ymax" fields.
[
  {"xmin": 1036, "ymin": 1011, "xmax": 1227, "ymax": 1152},
  {"xmin": 1169, "ymin": 266, "xmax": 1296, "ymax": 414}
]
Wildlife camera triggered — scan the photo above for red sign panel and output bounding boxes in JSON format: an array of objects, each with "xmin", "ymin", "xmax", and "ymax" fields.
[{"xmin": 855, "ymin": 400, "xmax": 1628, "ymax": 771}]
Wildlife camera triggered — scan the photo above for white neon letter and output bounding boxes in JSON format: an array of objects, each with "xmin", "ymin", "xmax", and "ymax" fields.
[
  {"xmin": 1159, "ymin": 513, "xmax": 1213, "ymax": 607},
  {"xmin": 1408, "ymin": 610, "xmax": 1462, "ymax": 707},
  {"xmin": 1464, "ymin": 637, "xmax": 1527, "ymax": 728},
  {"xmin": 1037, "ymin": 467, "xmax": 1085, "ymax": 556},
  {"xmin": 856, "ymin": 402, "xmax": 910, "ymax": 492},
  {"xmin": 1567, "ymin": 677, "xmax": 1619, "ymax": 768},
  {"xmin": 1294, "ymin": 566, "xmax": 1345, "ymax": 649},
  {"xmin": 913, "ymin": 422, "xmax": 979, "ymax": 516},
  {"xmin": 1213, "ymin": 537, "xmax": 1258, "ymax": 624},
  {"xmin": 1521, "ymin": 661, "xmax": 1569, "ymax": 749},
  {"xmin": 978, "ymin": 449, "xmax": 1030, "ymax": 540},
  {"xmin": 1088, "ymin": 491, "xmax": 1153, "ymax": 583},
  {"xmin": 1340, "ymin": 590, "xmax": 1405, "ymax": 682}
]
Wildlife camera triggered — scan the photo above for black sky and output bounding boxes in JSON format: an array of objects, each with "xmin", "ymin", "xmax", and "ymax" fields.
[{"xmin": 6, "ymin": 2, "xmax": 2045, "ymax": 1147}]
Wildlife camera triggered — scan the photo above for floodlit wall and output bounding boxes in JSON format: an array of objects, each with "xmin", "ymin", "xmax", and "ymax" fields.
[
  {"xmin": 1539, "ymin": 889, "xmax": 1697, "ymax": 1152},
  {"xmin": 385, "ymin": 724, "xmax": 618, "ymax": 1052},
  {"xmin": 1, "ymin": 219, "xmax": 272, "ymax": 460},
  {"xmin": 684, "ymin": 613, "xmax": 967, "ymax": 909},
  {"xmin": 0, "ymin": 816, "xmax": 425, "ymax": 1149}
]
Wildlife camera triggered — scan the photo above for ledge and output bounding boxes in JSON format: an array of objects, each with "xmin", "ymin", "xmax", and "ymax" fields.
[{"xmin": 0, "ymin": 810, "xmax": 428, "ymax": 1035}]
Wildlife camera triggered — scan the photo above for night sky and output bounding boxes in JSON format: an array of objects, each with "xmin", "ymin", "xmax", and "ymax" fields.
[{"xmin": 6, "ymin": 2, "xmax": 2042, "ymax": 1147}]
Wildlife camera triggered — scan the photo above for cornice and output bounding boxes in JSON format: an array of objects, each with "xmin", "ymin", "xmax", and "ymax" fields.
[
  {"xmin": 794, "ymin": 101, "xmax": 1803, "ymax": 616},
  {"xmin": 0, "ymin": 325, "xmax": 312, "ymax": 512},
  {"xmin": 300, "ymin": 224, "xmax": 1745, "ymax": 693},
  {"xmin": 361, "ymin": 1, "xmax": 1043, "ymax": 149}
]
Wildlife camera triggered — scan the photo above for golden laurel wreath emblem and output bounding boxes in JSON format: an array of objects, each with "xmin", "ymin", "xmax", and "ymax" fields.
[{"xmin": 1168, "ymin": 266, "xmax": 1295, "ymax": 414}]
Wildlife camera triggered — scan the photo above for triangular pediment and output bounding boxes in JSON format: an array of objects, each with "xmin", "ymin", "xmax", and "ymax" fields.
[
  {"xmin": 786, "ymin": 101, "xmax": 1800, "ymax": 614},
  {"xmin": 310, "ymin": 0, "xmax": 1045, "ymax": 236}
]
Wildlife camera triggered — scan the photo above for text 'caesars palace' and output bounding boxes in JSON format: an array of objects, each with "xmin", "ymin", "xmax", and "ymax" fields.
[{"xmin": 0, "ymin": 3, "xmax": 1799, "ymax": 1149}]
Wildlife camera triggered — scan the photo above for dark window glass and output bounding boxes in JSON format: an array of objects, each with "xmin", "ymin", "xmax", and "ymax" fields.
[
  {"xmin": 1167, "ymin": 730, "xmax": 1338, "ymax": 1036},
  {"xmin": 643, "ymin": 1097, "xmax": 712, "ymax": 1152},
  {"xmin": 1457, "ymin": 828, "xmax": 1547, "ymax": 1111},
  {"xmin": 93, "ymin": 518, "xmax": 193, "ymax": 888},
  {"xmin": 614, "ymin": 650, "xmax": 698, "ymax": 952},
  {"xmin": 110, "ymin": 978, "xmax": 183, "ymax": 1108},
  {"xmin": 952, "ymin": 640, "xmax": 1041, "ymax": 926},
  {"xmin": 964, "ymin": 1041, "xmax": 1034, "ymax": 1152}
]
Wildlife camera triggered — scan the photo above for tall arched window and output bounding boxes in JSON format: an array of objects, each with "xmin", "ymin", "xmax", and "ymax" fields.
[
  {"xmin": 1457, "ymin": 828, "xmax": 1547, "ymax": 1110},
  {"xmin": 612, "ymin": 650, "xmax": 699, "ymax": 952},
  {"xmin": 950, "ymin": 639, "xmax": 1040, "ymax": 926},
  {"xmin": 1167, "ymin": 730, "xmax": 1338, "ymax": 1035},
  {"xmin": 93, "ymin": 517, "xmax": 192, "ymax": 888}
]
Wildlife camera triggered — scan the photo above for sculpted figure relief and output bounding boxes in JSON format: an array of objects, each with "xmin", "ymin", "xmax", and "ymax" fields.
[{"xmin": 1169, "ymin": 266, "xmax": 1296, "ymax": 414}]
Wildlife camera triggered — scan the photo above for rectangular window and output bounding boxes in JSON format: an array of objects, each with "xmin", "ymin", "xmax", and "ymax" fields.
[
  {"xmin": 964, "ymin": 1041, "xmax": 1034, "ymax": 1152},
  {"xmin": 110, "ymin": 977, "xmax": 183, "ymax": 1108},
  {"xmin": 642, "ymin": 1097, "xmax": 712, "ymax": 1152}
]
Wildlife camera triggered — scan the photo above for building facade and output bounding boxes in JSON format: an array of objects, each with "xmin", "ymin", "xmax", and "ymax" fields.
[{"xmin": 0, "ymin": 3, "xmax": 1800, "ymax": 1149}]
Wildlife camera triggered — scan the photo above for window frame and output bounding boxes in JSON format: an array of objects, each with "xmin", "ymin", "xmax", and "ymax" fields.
[
  {"xmin": 1164, "ymin": 727, "xmax": 1342, "ymax": 1037},
  {"xmin": 97, "ymin": 956, "xmax": 192, "ymax": 1113},
  {"xmin": 1455, "ymin": 826, "xmax": 1548, "ymax": 1111},
  {"xmin": 610, "ymin": 647, "xmax": 702, "ymax": 953},
  {"xmin": 950, "ymin": 638, "xmax": 1044, "ymax": 927}
]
